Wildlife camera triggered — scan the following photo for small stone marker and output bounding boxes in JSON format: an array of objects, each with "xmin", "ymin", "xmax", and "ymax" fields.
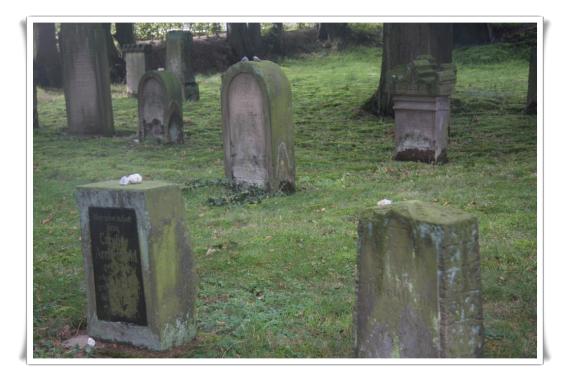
[
  {"xmin": 76, "ymin": 180, "xmax": 197, "ymax": 350},
  {"xmin": 387, "ymin": 55, "xmax": 456, "ymax": 163},
  {"xmin": 165, "ymin": 30, "xmax": 199, "ymax": 101},
  {"xmin": 60, "ymin": 23, "xmax": 114, "ymax": 136},
  {"xmin": 138, "ymin": 70, "xmax": 184, "ymax": 143},
  {"xmin": 355, "ymin": 200, "xmax": 483, "ymax": 358},
  {"xmin": 221, "ymin": 59, "xmax": 295, "ymax": 193},
  {"xmin": 123, "ymin": 43, "xmax": 152, "ymax": 97}
]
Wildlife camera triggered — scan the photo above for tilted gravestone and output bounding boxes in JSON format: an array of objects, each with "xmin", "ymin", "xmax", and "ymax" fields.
[
  {"xmin": 123, "ymin": 44, "xmax": 152, "ymax": 97},
  {"xmin": 221, "ymin": 60, "xmax": 295, "ymax": 193},
  {"xmin": 355, "ymin": 200, "xmax": 483, "ymax": 358},
  {"xmin": 387, "ymin": 56, "xmax": 456, "ymax": 163},
  {"xmin": 138, "ymin": 70, "xmax": 184, "ymax": 144},
  {"xmin": 60, "ymin": 23, "xmax": 114, "ymax": 136},
  {"xmin": 165, "ymin": 30, "xmax": 199, "ymax": 101},
  {"xmin": 76, "ymin": 180, "xmax": 197, "ymax": 350}
]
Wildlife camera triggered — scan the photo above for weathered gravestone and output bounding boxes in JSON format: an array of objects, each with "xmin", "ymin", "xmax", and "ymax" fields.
[
  {"xmin": 221, "ymin": 60, "xmax": 295, "ymax": 193},
  {"xmin": 123, "ymin": 44, "xmax": 152, "ymax": 97},
  {"xmin": 165, "ymin": 30, "xmax": 199, "ymax": 101},
  {"xmin": 355, "ymin": 200, "xmax": 483, "ymax": 358},
  {"xmin": 138, "ymin": 70, "xmax": 184, "ymax": 144},
  {"xmin": 76, "ymin": 180, "xmax": 197, "ymax": 350},
  {"xmin": 387, "ymin": 56, "xmax": 456, "ymax": 163},
  {"xmin": 60, "ymin": 23, "xmax": 114, "ymax": 136}
]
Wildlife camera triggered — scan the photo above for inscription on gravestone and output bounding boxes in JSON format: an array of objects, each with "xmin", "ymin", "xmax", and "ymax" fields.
[
  {"xmin": 88, "ymin": 207, "xmax": 147, "ymax": 326},
  {"xmin": 228, "ymin": 73, "xmax": 267, "ymax": 187}
]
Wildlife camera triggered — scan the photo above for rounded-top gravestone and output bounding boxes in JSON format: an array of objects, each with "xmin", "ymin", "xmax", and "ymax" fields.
[
  {"xmin": 221, "ymin": 59, "xmax": 295, "ymax": 193},
  {"xmin": 138, "ymin": 70, "xmax": 184, "ymax": 144}
]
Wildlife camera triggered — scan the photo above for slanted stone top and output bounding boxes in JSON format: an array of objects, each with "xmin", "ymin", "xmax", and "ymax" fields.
[
  {"xmin": 77, "ymin": 180, "xmax": 178, "ymax": 192},
  {"xmin": 364, "ymin": 200, "xmax": 475, "ymax": 226},
  {"xmin": 122, "ymin": 44, "xmax": 152, "ymax": 54},
  {"xmin": 387, "ymin": 55, "xmax": 457, "ymax": 97}
]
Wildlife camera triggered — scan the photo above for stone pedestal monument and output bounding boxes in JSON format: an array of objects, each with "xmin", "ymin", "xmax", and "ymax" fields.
[
  {"xmin": 355, "ymin": 201, "xmax": 483, "ymax": 358},
  {"xmin": 221, "ymin": 60, "xmax": 295, "ymax": 193},
  {"xmin": 60, "ymin": 23, "xmax": 114, "ymax": 136},
  {"xmin": 138, "ymin": 70, "xmax": 184, "ymax": 144},
  {"xmin": 388, "ymin": 56, "xmax": 456, "ymax": 163},
  {"xmin": 123, "ymin": 44, "xmax": 152, "ymax": 97},
  {"xmin": 75, "ymin": 180, "xmax": 197, "ymax": 350},
  {"xmin": 165, "ymin": 30, "xmax": 199, "ymax": 101}
]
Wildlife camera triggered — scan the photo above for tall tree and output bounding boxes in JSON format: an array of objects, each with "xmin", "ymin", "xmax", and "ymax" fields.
[
  {"xmin": 227, "ymin": 23, "xmax": 262, "ymax": 59},
  {"xmin": 115, "ymin": 23, "xmax": 136, "ymax": 48},
  {"xmin": 266, "ymin": 23, "xmax": 285, "ymax": 56},
  {"xmin": 526, "ymin": 44, "xmax": 537, "ymax": 114},
  {"xmin": 453, "ymin": 23, "xmax": 493, "ymax": 47},
  {"xmin": 362, "ymin": 23, "xmax": 454, "ymax": 117},
  {"xmin": 317, "ymin": 23, "xmax": 350, "ymax": 46},
  {"xmin": 102, "ymin": 23, "xmax": 125, "ymax": 83},
  {"xmin": 33, "ymin": 23, "xmax": 62, "ymax": 88}
]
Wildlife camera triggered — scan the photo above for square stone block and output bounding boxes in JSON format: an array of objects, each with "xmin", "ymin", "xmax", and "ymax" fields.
[
  {"xmin": 393, "ymin": 96, "xmax": 450, "ymax": 164},
  {"xmin": 76, "ymin": 180, "xmax": 197, "ymax": 350},
  {"xmin": 355, "ymin": 200, "xmax": 483, "ymax": 358}
]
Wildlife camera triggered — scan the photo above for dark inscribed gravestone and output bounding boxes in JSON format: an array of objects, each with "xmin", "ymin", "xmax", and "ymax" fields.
[
  {"xmin": 387, "ymin": 56, "xmax": 456, "ymax": 163},
  {"xmin": 355, "ymin": 201, "xmax": 483, "ymax": 358},
  {"xmin": 123, "ymin": 44, "xmax": 152, "ymax": 97},
  {"xmin": 76, "ymin": 181, "xmax": 197, "ymax": 350},
  {"xmin": 165, "ymin": 30, "xmax": 199, "ymax": 101},
  {"xmin": 221, "ymin": 60, "xmax": 295, "ymax": 193},
  {"xmin": 138, "ymin": 70, "xmax": 184, "ymax": 144},
  {"xmin": 60, "ymin": 23, "xmax": 114, "ymax": 136}
]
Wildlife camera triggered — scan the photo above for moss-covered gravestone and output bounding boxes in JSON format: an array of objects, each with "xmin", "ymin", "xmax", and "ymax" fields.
[
  {"xmin": 387, "ymin": 56, "xmax": 456, "ymax": 163},
  {"xmin": 123, "ymin": 44, "xmax": 152, "ymax": 97},
  {"xmin": 355, "ymin": 201, "xmax": 483, "ymax": 358},
  {"xmin": 60, "ymin": 23, "xmax": 114, "ymax": 136},
  {"xmin": 76, "ymin": 180, "xmax": 197, "ymax": 350},
  {"xmin": 165, "ymin": 30, "xmax": 199, "ymax": 101},
  {"xmin": 221, "ymin": 60, "xmax": 295, "ymax": 193},
  {"xmin": 138, "ymin": 70, "xmax": 184, "ymax": 144}
]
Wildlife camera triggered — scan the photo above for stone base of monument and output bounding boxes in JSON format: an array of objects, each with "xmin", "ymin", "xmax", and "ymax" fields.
[
  {"xmin": 393, "ymin": 96, "xmax": 450, "ymax": 164},
  {"xmin": 185, "ymin": 82, "xmax": 200, "ymax": 102},
  {"xmin": 76, "ymin": 180, "xmax": 197, "ymax": 351},
  {"xmin": 355, "ymin": 200, "xmax": 483, "ymax": 358}
]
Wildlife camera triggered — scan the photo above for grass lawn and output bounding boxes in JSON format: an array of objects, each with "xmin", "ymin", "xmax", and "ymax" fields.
[{"xmin": 33, "ymin": 43, "xmax": 537, "ymax": 358}]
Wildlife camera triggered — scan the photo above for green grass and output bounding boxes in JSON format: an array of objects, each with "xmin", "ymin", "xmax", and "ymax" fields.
[{"xmin": 33, "ymin": 43, "xmax": 537, "ymax": 358}]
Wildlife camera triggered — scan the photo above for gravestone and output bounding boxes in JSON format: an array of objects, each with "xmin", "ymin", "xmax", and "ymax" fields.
[
  {"xmin": 355, "ymin": 200, "xmax": 483, "ymax": 358},
  {"xmin": 165, "ymin": 30, "xmax": 199, "ymax": 101},
  {"xmin": 138, "ymin": 70, "xmax": 184, "ymax": 144},
  {"xmin": 387, "ymin": 56, "xmax": 456, "ymax": 163},
  {"xmin": 123, "ymin": 44, "xmax": 152, "ymax": 97},
  {"xmin": 76, "ymin": 180, "xmax": 198, "ymax": 350},
  {"xmin": 60, "ymin": 23, "xmax": 114, "ymax": 136},
  {"xmin": 221, "ymin": 60, "xmax": 295, "ymax": 193}
]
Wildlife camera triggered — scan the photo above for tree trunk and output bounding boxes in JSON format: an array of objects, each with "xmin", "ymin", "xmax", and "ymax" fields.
[
  {"xmin": 33, "ymin": 23, "xmax": 62, "ymax": 88},
  {"xmin": 102, "ymin": 23, "xmax": 125, "ymax": 83},
  {"xmin": 362, "ymin": 23, "xmax": 454, "ymax": 117},
  {"xmin": 526, "ymin": 45, "xmax": 537, "ymax": 114},
  {"xmin": 317, "ymin": 23, "xmax": 350, "ymax": 48},
  {"xmin": 266, "ymin": 23, "xmax": 284, "ymax": 56},
  {"xmin": 115, "ymin": 23, "xmax": 135, "ymax": 48},
  {"xmin": 227, "ymin": 23, "xmax": 262, "ymax": 60},
  {"xmin": 453, "ymin": 23, "xmax": 492, "ymax": 47}
]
